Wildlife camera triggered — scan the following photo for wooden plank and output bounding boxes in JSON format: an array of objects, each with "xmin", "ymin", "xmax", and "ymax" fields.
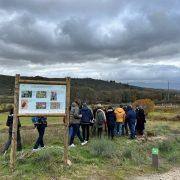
[
  {"xmin": 10, "ymin": 74, "xmax": 20, "ymax": 171},
  {"xmin": 152, "ymin": 154, "xmax": 159, "ymax": 169},
  {"xmin": 63, "ymin": 77, "xmax": 71, "ymax": 165},
  {"xmin": 19, "ymin": 79, "xmax": 67, "ymax": 85},
  {"xmin": 17, "ymin": 113, "xmax": 66, "ymax": 117}
]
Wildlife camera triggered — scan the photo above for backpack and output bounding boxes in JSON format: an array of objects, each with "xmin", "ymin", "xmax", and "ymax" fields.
[{"xmin": 96, "ymin": 110, "xmax": 104, "ymax": 125}]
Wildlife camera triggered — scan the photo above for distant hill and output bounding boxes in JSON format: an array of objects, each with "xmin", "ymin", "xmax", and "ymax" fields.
[{"xmin": 0, "ymin": 74, "xmax": 179, "ymax": 104}]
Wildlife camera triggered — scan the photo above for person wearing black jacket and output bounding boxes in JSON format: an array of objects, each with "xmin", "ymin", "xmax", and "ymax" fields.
[
  {"xmin": 1, "ymin": 108, "xmax": 22, "ymax": 154},
  {"xmin": 32, "ymin": 116, "xmax": 47, "ymax": 151},
  {"xmin": 106, "ymin": 106, "xmax": 116, "ymax": 140},
  {"xmin": 136, "ymin": 106, "xmax": 146, "ymax": 136},
  {"xmin": 80, "ymin": 103, "xmax": 93, "ymax": 142}
]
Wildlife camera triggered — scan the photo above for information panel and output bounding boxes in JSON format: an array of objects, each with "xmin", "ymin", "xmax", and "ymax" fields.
[{"xmin": 18, "ymin": 84, "xmax": 66, "ymax": 115}]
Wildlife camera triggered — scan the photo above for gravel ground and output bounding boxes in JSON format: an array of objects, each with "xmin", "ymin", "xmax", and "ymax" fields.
[{"xmin": 133, "ymin": 167, "xmax": 180, "ymax": 180}]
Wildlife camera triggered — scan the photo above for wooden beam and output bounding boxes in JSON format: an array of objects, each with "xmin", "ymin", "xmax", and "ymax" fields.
[
  {"xmin": 19, "ymin": 79, "xmax": 67, "ymax": 85},
  {"xmin": 63, "ymin": 77, "xmax": 71, "ymax": 165},
  {"xmin": 10, "ymin": 74, "xmax": 20, "ymax": 171},
  {"xmin": 17, "ymin": 113, "xmax": 66, "ymax": 117}
]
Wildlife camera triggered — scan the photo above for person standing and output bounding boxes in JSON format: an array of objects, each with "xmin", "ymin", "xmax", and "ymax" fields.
[
  {"xmin": 106, "ymin": 106, "xmax": 116, "ymax": 140},
  {"xmin": 126, "ymin": 106, "xmax": 137, "ymax": 139},
  {"xmin": 1, "ymin": 108, "xmax": 22, "ymax": 155},
  {"xmin": 69, "ymin": 102, "xmax": 87, "ymax": 147},
  {"xmin": 114, "ymin": 105, "xmax": 126, "ymax": 136},
  {"xmin": 95, "ymin": 104, "xmax": 106, "ymax": 138},
  {"xmin": 136, "ymin": 106, "xmax": 146, "ymax": 136},
  {"xmin": 80, "ymin": 103, "xmax": 93, "ymax": 142},
  {"xmin": 123, "ymin": 106, "xmax": 129, "ymax": 136},
  {"xmin": 32, "ymin": 116, "xmax": 47, "ymax": 151}
]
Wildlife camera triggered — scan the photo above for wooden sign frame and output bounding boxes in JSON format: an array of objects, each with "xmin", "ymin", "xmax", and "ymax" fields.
[{"xmin": 10, "ymin": 74, "xmax": 71, "ymax": 171}]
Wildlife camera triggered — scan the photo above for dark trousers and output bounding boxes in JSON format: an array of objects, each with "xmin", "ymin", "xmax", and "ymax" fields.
[
  {"xmin": 70, "ymin": 124, "xmax": 83, "ymax": 145},
  {"xmin": 2, "ymin": 130, "xmax": 22, "ymax": 153},
  {"xmin": 98, "ymin": 127, "xmax": 103, "ymax": 138},
  {"xmin": 34, "ymin": 126, "xmax": 46, "ymax": 149},
  {"xmin": 81, "ymin": 124, "xmax": 90, "ymax": 141},
  {"xmin": 124, "ymin": 122, "xmax": 129, "ymax": 136},
  {"xmin": 128, "ymin": 121, "xmax": 136, "ymax": 139},
  {"xmin": 108, "ymin": 125, "xmax": 115, "ymax": 139}
]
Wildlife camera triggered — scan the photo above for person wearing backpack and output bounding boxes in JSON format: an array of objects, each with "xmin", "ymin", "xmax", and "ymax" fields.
[
  {"xmin": 1, "ymin": 108, "xmax": 22, "ymax": 155},
  {"xmin": 106, "ymin": 106, "xmax": 116, "ymax": 140},
  {"xmin": 32, "ymin": 116, "xmax": 47, "ymax": 151},
  {"xmin": 95, "ymin": 104, "xmax": 106, "ymax": 138},
  {"xmin": 80, "ymin": 103, "xmax": 93, "ymax": 142}
]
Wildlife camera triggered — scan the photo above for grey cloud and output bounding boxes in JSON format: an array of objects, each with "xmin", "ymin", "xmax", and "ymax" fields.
[
  {"xmin": 0, "ymin": 1, "xmax": 180, "ymax": 64},
  {"xmin": 0, "ymin": 0, "xmax": 180, "ymax": 89}
]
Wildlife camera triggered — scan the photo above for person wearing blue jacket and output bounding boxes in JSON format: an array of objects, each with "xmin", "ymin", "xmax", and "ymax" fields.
[
  {"xmin": 32, "ymin": 116, "xmax": 47, "ymax": 151},
  {"xmin": 80, "ymin": 103, "xmax": 93, "ymax": 142},
  {"xmin": 106, "ymin": 106, "xmax": 116, "ymax": 140},
  {"xmin": 126, "ymin": 106, "xmax": 137, "ymax": 139}
]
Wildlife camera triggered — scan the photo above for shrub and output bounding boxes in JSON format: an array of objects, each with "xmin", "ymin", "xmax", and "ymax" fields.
[
  {"xmin": 89, "ymin": 138, "xmax": 118, "ymax": 158},
  {"xmin": 158, "ymin": 140, "xmax": 173, "ymax": 153},
  {"xmin": 132, "ymin": 99, "xmax": 155, "ymax": 114}
]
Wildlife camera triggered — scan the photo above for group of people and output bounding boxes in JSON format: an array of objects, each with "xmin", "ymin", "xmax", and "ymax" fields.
[
  {"xmin": 68, "ymin": 101, "xmax": 146, "ymax": 147},
  {"xmin": 1, "ymin": 108, "xmax": 48, "ymax": 154},
  {"xmin": 0, "ymin": 102, "xmax": 146, "ymax": 153}
]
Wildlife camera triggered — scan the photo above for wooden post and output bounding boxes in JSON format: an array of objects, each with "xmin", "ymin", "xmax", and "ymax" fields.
[
  {"xmin": 10, "ymin": 74, "xmax": 20, "ymax": 171},
  {"xmin": 64, "ymin": 77, "xmax": 71, "ymax": 165},
  {"xmin": 152, "ymin": 148, "xmax": 159, "ymax": 169}
]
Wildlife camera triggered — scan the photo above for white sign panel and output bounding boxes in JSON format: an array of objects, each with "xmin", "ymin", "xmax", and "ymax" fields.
[{"xmin": 19, "ymin": 84, "xmax": 66, "ymax": 115}]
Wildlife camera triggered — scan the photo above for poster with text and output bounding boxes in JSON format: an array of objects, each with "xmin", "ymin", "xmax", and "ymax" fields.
[{"xmin": 19, "ymin": 84, "xmax": 66, "ymax": 115}]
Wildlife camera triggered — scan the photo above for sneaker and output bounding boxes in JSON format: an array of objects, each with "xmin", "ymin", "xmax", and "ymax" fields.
[
  {"xmin": 32, "ymin": 148, "xmax": 40, "ymax": 152},
  {"xmin": 69, "ymin": 144, "xmax": 76, "ymax": 148},
  {"xmin": 81, "ymin": 141, "xmax": 88, "ymax": 146}
]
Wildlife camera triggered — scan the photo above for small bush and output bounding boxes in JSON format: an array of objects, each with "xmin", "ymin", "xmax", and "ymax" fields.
[
  {"xmin": 89, "ymin": 138, "xmax": 118, "ymax": 158},
  {"xmin": 158, "ymin": 140, "xmax": 173, "ymax": 153},
  {"xmin": 133, "ymin": 99, "xmax": 155, "ymax": 114}
]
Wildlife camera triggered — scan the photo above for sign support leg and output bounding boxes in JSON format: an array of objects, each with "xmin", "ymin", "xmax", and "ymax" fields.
[{"xmin": 10, "ymin": 74, "xmax": 20, "ymax": 172}]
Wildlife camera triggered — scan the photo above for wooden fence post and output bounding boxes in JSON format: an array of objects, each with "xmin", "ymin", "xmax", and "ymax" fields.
[
  {"xmin": 152, "ymin": 148, "xmax": 159, "ymax": 169},
  {"xmin": 64, "ymin": 77, "xmax": 70, "ymax": 165},
  {"xmin": 10, "ymin": 74, "xmax": 20, "ymax": 171}
]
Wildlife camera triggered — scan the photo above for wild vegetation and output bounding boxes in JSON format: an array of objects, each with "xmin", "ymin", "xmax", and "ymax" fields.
[
  {"xmin": 0, "ymin": 107, "xmax": 179, "ymax": 179},
  {"xmin": 0, "ymin": 75, "xmax": 180, "ymax": 110}
]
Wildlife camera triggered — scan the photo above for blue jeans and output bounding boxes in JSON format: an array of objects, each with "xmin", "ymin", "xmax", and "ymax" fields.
[
  {"xmin": 116, "ymin": 122, "xmax": 124, "ymax": 136},
  {"xmin": 128, "ymin": 121, "xmax": 136, "ymax": 139},
  {"xmin": 70, "ymin": 124, "xmax": 83, "ymax": 145}
]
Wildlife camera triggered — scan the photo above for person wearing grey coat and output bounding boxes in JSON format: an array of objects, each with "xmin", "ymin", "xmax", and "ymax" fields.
[{"xmin": 69, "ymin": 102, "xmax": 87, "ymax": 147}]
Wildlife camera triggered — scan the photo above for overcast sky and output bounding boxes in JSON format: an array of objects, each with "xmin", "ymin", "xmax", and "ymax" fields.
[{"xmin": 0, "ymin": 0, "xmax": 180, "ymax": 89}]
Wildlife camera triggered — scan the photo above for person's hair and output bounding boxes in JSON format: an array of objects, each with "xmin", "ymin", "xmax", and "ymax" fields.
[
  {"xmin": 9, "ymin": 108, "xmax": 14, "ymax": 115},
  {"xmin": 119, "ymin": 104, "xmax": 123, "ymax": 108}
]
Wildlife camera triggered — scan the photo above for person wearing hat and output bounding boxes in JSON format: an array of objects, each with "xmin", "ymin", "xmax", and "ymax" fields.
[
  {"xmin": 95, "ymin": 104, "xmax": 106, "ymax": 138},
  {"xmin": 80, "ymin": 103, "xmax": 93, "ymax": 142}
]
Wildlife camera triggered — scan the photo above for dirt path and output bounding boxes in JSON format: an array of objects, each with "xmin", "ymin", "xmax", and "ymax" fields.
[{"xmin": 133, "ymin": 167, "xmax": 180, "ymax": 180}]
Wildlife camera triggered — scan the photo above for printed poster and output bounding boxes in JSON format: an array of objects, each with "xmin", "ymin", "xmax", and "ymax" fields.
[{"xmin": 19, "ymin": 84, "xmax": 66, "ymax": 115}]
